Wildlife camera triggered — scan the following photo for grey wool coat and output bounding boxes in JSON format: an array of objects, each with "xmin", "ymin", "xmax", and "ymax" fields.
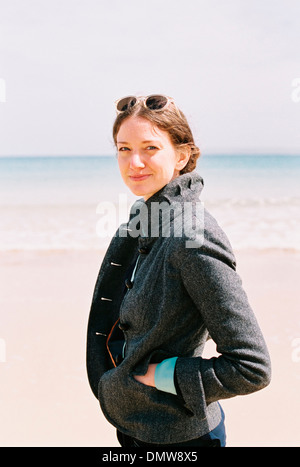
[{"xmin": 86, "ymin": 171, "xmax": 271, "ymax": 444}]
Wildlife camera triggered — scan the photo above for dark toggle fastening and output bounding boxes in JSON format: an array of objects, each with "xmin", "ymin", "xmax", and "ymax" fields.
[
  {"xmin": 138, "ymin": 246, "xmax": 150, "ymax": 254},
  {"xmin": 118, "ymin": 322, "xmax": 129, "ymax": 331},
  {"xmin": 125, "ymin": 278, "xmax": 133, "ymax": 289}
]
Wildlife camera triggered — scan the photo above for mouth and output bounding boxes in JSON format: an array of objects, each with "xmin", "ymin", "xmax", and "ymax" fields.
[{"xmin": 129, "ymin": 174, "xmax": 152, "ymax": 182}]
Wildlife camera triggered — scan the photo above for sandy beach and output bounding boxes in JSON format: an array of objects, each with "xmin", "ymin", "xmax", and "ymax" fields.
[
  {"xmin": 1, "ymin": 248, "xmax": 300, "ymax": 447},
  {"xmin": 1, "ymin": 0, "xmax": 300, "ymax": 449}
]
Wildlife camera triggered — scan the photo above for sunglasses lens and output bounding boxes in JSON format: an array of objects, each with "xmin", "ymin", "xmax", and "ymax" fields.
[
  {"xmin": 145, "ymin": 95, "xmax": 168, "ymax": 110},
  {"xmin": 117, "ymin": 96, "xmax": 137, "ymax": 112}
]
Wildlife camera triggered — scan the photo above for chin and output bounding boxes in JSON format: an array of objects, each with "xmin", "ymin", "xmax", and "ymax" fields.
[
  {"xmin": 130, "ymin": 188, "xmax": 151, "ymax": 198},
  {"xmin": 126, "ymin": 181, "xmax": 151, "ymax": 197}
]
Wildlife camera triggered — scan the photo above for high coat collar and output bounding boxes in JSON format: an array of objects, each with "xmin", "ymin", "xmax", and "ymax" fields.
[{"xmin": 127, "ymin": 171, "xmax": 204, "ymax": 248}]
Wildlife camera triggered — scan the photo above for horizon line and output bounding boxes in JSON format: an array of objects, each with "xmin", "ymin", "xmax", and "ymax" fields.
[{"xmin": 1, "ymin": 152, "xmax": 300, "ymax": 158}]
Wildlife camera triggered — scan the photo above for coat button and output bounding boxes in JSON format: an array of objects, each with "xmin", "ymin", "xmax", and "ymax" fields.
[
  {"xmin": 118, "ymin": 322, "xmax": 129, "ymax": 331},
  {"xmin": 138, "ymin": 246, "xmax": 150, "ymax": 254},
  {"xmin": 125, "ymin": 278, "xmax": 133, "ymax": 289}
]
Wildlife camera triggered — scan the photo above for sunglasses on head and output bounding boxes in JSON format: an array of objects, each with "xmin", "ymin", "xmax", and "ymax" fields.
[{"xmin": 115, "ymin": 94, "xmax": 180, "ymax": 116}]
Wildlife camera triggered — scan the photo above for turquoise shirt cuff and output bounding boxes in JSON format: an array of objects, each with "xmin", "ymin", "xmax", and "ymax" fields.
[{"xmin": 154, "ymin": 357, "xmax": 178, "ymax": 395}]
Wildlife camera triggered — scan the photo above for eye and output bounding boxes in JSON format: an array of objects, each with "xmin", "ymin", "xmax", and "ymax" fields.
[
  {"xmin": 118, "ymin": 146, "xmax": 130, "ymax": 152},
  {"xmin": 146, "ymin": 146, "xmax": 158, "ymax": 151}
]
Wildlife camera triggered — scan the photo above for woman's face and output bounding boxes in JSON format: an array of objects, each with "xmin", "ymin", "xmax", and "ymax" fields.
[{"xmin": 116, "ymin": 116, "xmax": 188, "ymax": 200}]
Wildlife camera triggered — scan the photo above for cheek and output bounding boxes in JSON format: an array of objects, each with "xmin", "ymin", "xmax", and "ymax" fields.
[
  {"xmin": 153, "ymin": 149, "xmax": 176, "ymax": 170},
  {"xmin": 117, "ymin": 157, "xmax": 127, "ymax": 175},
  {"xmin": 159, "ymin": 153, "xmax": 178, "ymax": 176}
]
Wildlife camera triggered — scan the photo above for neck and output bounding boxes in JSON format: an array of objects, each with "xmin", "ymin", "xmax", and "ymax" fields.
[{"xmin": 143, "ymin": 172, "xmax": 180, "ymax": 201}]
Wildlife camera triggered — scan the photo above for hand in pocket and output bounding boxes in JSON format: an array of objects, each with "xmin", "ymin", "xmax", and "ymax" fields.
[{"xmin": 133, "ymin": 363, "xmax": 158, "ymax": 387}]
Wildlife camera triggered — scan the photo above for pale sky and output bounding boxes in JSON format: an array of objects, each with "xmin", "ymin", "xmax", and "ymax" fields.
[{"xmin": 0, "ymin": 0, "xmax": 300, "ymax": 156}]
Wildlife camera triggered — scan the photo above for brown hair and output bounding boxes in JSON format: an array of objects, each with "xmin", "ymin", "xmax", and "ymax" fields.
[{"xmin": 112, "ymin": 99, "xmax": 200, "ymax": 174}]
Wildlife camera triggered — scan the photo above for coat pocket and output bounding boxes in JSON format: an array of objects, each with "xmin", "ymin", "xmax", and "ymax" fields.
[
  {"xmin": 129, "ymin": 350, "xmax": 195, "ymax": 418},
  {"xmin": 131, "ymin": 348, "xmax": 175, "ymax": 376},
  {"xmin": 98, "ymin": 357, "xmax": 194, "ymax": 434}
]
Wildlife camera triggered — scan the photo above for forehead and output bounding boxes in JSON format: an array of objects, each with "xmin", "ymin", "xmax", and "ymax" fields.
[{"xmin": 117, "ymin": 117, "xmax": 170, "ymax": 143}]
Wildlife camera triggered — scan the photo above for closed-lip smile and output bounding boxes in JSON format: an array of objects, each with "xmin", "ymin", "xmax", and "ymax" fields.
[{"xmin": 129, "ymin": 174, "xmax": 151, "ymax": 181}]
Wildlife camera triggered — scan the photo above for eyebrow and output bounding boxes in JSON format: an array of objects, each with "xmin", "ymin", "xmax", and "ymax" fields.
[{"xmin": 116, "ymin": 140, "xmax": 161, "ymax": 144}]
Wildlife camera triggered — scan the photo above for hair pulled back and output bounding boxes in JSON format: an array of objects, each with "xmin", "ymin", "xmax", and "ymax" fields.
[{"xmin": 112, "ymin": 99, "xmax": 200, "ymax": 174}]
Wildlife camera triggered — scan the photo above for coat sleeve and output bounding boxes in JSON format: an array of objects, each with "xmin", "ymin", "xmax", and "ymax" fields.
[{"xmin": 174, "ymin": 234, "xmax": 271, "ymax": 416}]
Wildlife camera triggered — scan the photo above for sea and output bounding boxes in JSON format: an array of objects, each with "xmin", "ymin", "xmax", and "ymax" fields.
[{"xmin": 0, "ymin": 154, "xmax": 299, "ymax": 252}]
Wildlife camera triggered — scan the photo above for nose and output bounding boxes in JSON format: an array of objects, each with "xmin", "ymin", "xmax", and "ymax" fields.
[{"xmin": 129, "ymin": 152, "xmax": 145, "ymax": 170}]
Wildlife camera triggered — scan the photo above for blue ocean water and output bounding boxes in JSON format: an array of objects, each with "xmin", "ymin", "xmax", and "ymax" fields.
[{"xmin": 0, "ymin": 155, "xmax": 299, "ymax": 251}]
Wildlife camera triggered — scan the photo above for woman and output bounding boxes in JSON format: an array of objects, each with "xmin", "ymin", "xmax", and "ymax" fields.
[{"xmin": 86, "ymin": 95, "xmax": 271, "ymax": 447}]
